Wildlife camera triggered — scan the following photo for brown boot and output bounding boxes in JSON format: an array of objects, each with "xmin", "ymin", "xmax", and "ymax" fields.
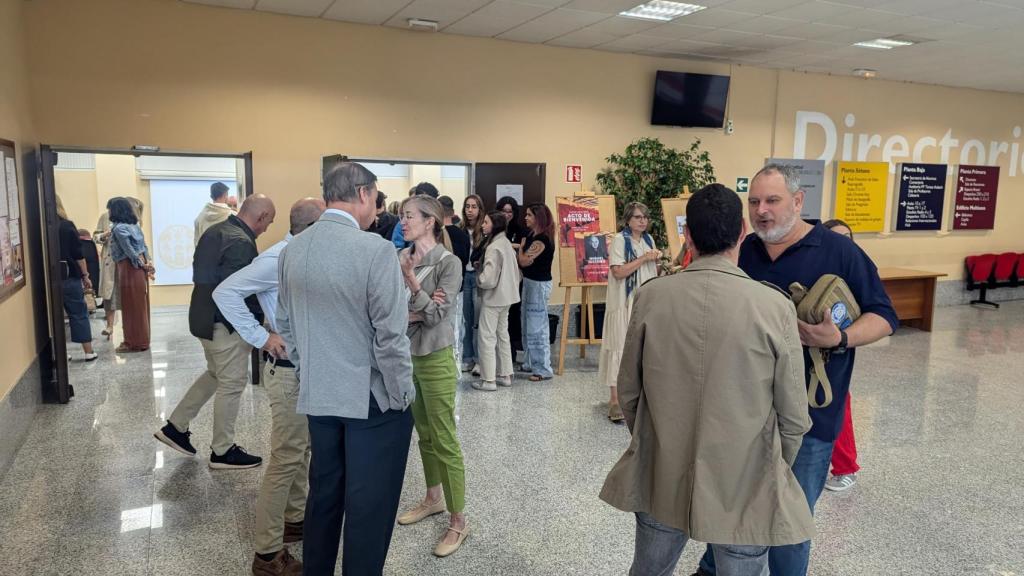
[
  {"xmin": 283, "ymin": 520, "xmax": 303, "ymax": 544},
  {"xmin": 252, "ymin": 549, "xmax": 302, "ymax": 576},
  {"xmin": 608, "ymin": 402, "xmax": 625, "ymax": 423}
]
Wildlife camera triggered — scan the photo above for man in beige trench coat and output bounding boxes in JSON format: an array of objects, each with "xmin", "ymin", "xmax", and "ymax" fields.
[{"xmin": 599, "ymin": 183, "xmax": 814, "ymax": 576}]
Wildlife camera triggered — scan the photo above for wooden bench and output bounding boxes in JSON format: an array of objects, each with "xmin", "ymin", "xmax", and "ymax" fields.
[{"xmin": 878, "ymin": 268, "xmax": 947, "ymax": 332}]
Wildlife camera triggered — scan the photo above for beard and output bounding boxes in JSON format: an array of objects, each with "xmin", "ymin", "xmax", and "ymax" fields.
[{"xmin": 755, "ymin": 210, "xmax": 798, "ymax": 243}]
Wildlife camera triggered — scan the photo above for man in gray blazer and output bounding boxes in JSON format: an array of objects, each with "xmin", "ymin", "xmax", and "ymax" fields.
[{"xmin": 276, "ymin": 162, "xmax": 415, "ymax": 576}]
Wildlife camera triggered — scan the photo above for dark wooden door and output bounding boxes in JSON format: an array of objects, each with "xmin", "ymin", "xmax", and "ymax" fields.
[
  {"xmin": 474, "ymin": 163, "xmax": 546, "ymax": 231},
  {"xmin": 38, "ymin": 145, "xmax": 71, "ymax": 403}
]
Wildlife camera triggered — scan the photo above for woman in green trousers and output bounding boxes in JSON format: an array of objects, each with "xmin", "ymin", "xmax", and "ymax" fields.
[{"xmin": 395, "ymin": 195, "xmax": 469, "ymax": 558}]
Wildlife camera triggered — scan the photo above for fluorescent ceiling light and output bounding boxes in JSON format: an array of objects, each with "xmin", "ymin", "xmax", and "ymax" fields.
[
  {"xmin": 854, "ymin": 38, "xmax": 914, "ymax": 49},
  {"xmin": 620, "ymin": 1, "xmax": 706, "ymax": 22}
]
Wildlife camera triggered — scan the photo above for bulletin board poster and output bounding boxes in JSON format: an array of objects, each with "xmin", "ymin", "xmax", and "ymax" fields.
[
  {"xmin": 766, "ymin": 158, "xmax": 826, "ymax": 221},
  {"xmin": 834, "ymin": 161, "xmax": 889, "ymax": 233},
  {"xmin": 894, "ymin": 163, "xmax": 946, "ymax": 231},
  {"xmin": 0, "ymin": 140, "xmax": 26, "ymax": 300},
  {"xmin": 952, "ymin": 165, "xmax": 999, "ymax": 230}
]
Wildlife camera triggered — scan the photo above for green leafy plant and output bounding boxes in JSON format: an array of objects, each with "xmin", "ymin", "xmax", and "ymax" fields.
[{"xmin": 595, "ymin": 137, "xmax": 716, "ymax": 248}]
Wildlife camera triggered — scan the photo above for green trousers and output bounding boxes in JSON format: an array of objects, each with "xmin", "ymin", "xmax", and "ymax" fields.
[{"xmin": 411, "ymin": 346, "xmax": 465, "ymax": 513}]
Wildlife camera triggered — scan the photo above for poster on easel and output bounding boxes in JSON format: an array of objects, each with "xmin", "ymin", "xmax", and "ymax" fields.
[
  {"xmin": 574, "ymin": 232, "xmax": 609, "ymax": 283},
  {"xmin": 556, "ymin": 196, "xmax": 601, "ymax": 247},
  {"xmin": 660, "ymin": 194, "xmax": 691, "ymax": 263},
  {"xmin": 557, "ymin": 194, "xmax": 616, "ymax": 287}
]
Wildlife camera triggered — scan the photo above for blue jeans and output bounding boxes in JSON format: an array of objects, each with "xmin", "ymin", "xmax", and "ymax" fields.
[
  {"xmin": 520, "ymin": 278, "xmax": 553, "ymax": 378},
  {"xmin": 632, "ymin": 512, "xmax": 768, "ymax": 576},
  {"xmin": 461, "ymin": 270, "xmax": 477, "ymax": 364},
  {"xmin": 698, "ymin": 434, "xmax": 835, "ymax": 576},
  {"xmin": 62, "ymin": 277, "xmax": 93, "ymax": 344}
]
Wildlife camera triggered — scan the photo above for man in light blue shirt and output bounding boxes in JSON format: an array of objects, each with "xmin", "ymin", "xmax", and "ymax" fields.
[{"xmin": 212, "ymin": 197, "xmax": 325, "ymax": 575}]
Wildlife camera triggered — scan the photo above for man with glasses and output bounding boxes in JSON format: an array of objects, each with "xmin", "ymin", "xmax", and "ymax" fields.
[{"xmin": 277, "ymin": 162, "xmax": 415, "ymax": 575}]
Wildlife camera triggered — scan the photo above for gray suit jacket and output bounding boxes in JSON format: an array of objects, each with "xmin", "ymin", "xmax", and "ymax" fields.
[{"xmin": 277, "ymin": 210, "xmax": 414, "ymax": 418}]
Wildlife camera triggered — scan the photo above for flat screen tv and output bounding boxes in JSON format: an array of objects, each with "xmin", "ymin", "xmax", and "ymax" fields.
[{"xmin": 651, "ymin": 71, "xmax": 730, "ymax": 128}]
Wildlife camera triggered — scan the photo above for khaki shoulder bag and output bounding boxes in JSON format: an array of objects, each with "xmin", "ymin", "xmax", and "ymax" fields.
[{"xmin": 788, "ymin": 274, "xmax": 860, "ymax": 408}]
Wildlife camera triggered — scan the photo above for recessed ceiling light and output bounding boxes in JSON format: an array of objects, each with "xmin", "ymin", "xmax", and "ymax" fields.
[
  {"xmin": 407, "ymin": 18, "xmax": 439, "ymax": 32},
  {"xmin": 854, "ymin": 38, "xmax": 914, "ymax": 50},
  {"xmin": 853, "ymin": 68, "xmax": 877, "ymax": 78},
  {"xmin": 620, "ymin": 1, "xmax": 706, "ymax": 22}
]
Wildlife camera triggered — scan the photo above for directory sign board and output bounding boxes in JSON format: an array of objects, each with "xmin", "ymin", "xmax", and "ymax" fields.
[
  {"xmin": 952, "ymin": 165, "xmax": 999, "ymax": 230},
  {"xmin": 834, "ymin": 161, "xmax": 888, "ymax": 233},
  {"xmin": 894, "ymin": 163, "xmax": 946, "ymax": 231}
]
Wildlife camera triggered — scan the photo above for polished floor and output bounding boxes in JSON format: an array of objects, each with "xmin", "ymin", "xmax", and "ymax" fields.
[{"xmin": 1, "ymin": 302, "xmax": 1023, "ymax": 576}]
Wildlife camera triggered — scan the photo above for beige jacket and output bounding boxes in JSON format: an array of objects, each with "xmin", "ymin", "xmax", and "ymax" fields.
[
  {"xmin": 599, "ymin": 255, "xmax": 814, "ymax": 546},
  {"xmin": 403, "ymin": 244, "xmax": 463, "ymax": 356},
  {"xmin": 477, "ymin": 235, "xmax": 521, "ymax": 307},
  {"xmin": 194, "ymin": 202, "xmax": 234, "ymax": 246}
]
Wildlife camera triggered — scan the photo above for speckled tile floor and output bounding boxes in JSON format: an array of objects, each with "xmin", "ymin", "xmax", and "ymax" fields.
[{"xmin": 1, "ymin": 302, "xmax": 1023, "ymax": 576}]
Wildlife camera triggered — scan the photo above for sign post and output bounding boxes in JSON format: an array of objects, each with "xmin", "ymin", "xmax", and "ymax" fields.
[
  {"xmin": 952, "ymin": 165, "xmax": 999, "ymax": 230},
  {"xmin": 894, "ymin": 163, "xmax": 946, "ymax": 231},
  {"xmin": 735, "ymin": 177, "xmax": 749, "ymax": 192}
]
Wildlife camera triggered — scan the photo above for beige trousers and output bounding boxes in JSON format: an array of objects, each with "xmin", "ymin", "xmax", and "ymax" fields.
[
  {"xmin": 169, "ymin": 323, "xmax": 252, "ymax": 455},
  {"xmin": 478, "ymin": 304, "xmax": 513, "ymax": 382},
  {"xmin": 253, "ymin": 361, "xmax": 309, "ymax": 554}
]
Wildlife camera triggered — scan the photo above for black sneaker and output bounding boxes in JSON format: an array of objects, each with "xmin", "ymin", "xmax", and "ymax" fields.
[
  {"xmin": 209, "ymin": 444, "xmax": 262, "ymax": 470},
  {"xmin": 154, "ymin": 422, "xmax": 197, "ymax": 457}
]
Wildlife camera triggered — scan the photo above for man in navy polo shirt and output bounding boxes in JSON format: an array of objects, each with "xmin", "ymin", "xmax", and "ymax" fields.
[{"xmin": 695, "ymin": 164, "xmax": 898, "ymax": 576}]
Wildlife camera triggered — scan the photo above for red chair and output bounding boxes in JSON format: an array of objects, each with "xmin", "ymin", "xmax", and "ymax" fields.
[
  {"xmin": 966, "ymin": 253, "xmax": 998, "ymax": 308},
  {"xmin": 994, "ymin": 252, "xmax": 1017, "ymax": 284}
]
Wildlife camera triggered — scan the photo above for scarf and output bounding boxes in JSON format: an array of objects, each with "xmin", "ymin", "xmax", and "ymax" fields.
[{"xmin": 623, "ymin": 228, "xmax": 654, "ymax": 298}]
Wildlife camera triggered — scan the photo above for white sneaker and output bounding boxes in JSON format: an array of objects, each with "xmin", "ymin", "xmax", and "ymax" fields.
[
  {"xmin": 471, "ymin": 380, "xmax": 497, "ymax": 392},
  {"xmin": 81, "ymin": 352, "xmax": 99, "ymax": 362},
  {"xmin": 825, "ymin": 473, "xmax": 857, "ymax": 492},
  {"xmin": 496, "ymin": 375, "xmax": 512, "ymax": 387}
]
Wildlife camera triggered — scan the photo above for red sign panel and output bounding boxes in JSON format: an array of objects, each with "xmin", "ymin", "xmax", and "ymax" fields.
[
  {"xmin": 952, "ymin": 165, "xmax": 999, "ymax": 230},
  {"xmin": 565, "ymin": 164, "xmax": 582, "ymax": 183}
]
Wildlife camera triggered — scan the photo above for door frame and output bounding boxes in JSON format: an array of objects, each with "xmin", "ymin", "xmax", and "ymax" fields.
[{"xmin": 37, "ymin": 145, "xmax": 254, "ymax": 403}]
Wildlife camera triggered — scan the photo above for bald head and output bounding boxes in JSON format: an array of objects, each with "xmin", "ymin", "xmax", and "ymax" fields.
[
  {"xmin": 290, "ymin": 197, "xmax": 326, "ymax": 235},
  {"xmin": 237, "ymin": 194, "xmax": 276, "ymax": 237}
]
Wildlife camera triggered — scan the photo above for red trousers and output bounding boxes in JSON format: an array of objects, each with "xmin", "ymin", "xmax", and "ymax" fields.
[{"xmin": 830, "ymin": 392, "xmax": 860, "ymax": 475}]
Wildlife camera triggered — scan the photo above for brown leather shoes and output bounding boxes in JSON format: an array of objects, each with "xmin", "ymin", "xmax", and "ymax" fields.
[
  {"xmin": 283, "ymin": 521, "xmax": 303, "ymax": 544},
  {"xmin": 252, "ymin": 549, "xmax": 302, "ymax": 576}
]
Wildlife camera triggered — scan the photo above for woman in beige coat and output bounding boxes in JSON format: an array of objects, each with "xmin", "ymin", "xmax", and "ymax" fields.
[{"xmin": 471, "ymin": 212, "xmax": 520, "ymax": 392}]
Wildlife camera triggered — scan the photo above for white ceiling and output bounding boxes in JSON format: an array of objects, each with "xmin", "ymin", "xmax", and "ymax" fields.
[{"xmin": 181, "ymin": 0, "xmax": 1024, "ymax": 93}]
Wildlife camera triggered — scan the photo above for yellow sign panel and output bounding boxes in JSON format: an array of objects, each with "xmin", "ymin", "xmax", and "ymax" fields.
[{"xmin": 834, "ymin": 161, "xmax": 889, "ymax": 232}]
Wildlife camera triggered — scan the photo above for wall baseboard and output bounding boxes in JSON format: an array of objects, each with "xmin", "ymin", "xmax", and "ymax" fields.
[{"xmin": 0, "ymin": 356, "xmax": 41, "ymax": 481}]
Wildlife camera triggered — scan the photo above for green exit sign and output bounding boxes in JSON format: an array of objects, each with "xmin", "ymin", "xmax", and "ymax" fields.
[{"xmin": 736, "ymin": 177, "xmax": 749, "ymax": 193}]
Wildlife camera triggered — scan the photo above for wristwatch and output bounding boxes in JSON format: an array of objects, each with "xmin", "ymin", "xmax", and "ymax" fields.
[{"xmin": 832, "ymin": 330, "xmax": 849, "ymax": 354}]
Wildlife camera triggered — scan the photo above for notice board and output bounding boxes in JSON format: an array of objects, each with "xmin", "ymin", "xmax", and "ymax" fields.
[
  {"xmin": 766, "ymin": 158, "xmax": 826, "ymax": 221},
  {"xmin": 952, "ymin": 165, "xmax": 999, "ymax": 230},
  {"xmin": 0, "ymin": 139, "xmax": 26, "ymax": 304},
  {"xmin": 894, "ymin": 163, "xmax": 947, "ymax": 232},
  {"xmin": 834, "ymin": 161, "xmax": 888, "ymax": 233}
]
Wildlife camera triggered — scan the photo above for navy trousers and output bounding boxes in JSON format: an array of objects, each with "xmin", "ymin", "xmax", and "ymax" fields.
[{"xmin": 302, "ymin": 404, "xmax": 414, "ymax": 576}]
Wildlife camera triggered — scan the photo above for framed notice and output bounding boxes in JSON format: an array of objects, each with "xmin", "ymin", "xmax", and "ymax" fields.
[
  {"xmin": 894, "ymin": 163, "xmax": 947, "ymax": 232},
  {"xmin": 952, "ymin": 165, "xmax": 999, "ymax": 230},
  {"xmin": 766, "ymin": 158, "xmax": 826, "ymax": 221},
  {"xmin": 833, "ymin": 161, "xmax": 889, "ymax": 233},
  {"xmin": 0, "ymin": 138, "xmax": 26, "ymax": 303}
]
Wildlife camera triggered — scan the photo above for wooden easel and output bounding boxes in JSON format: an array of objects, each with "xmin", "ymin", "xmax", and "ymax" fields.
[{"xmin": 556, "ymin": 282, "xmax": 604, "ymax": 375}]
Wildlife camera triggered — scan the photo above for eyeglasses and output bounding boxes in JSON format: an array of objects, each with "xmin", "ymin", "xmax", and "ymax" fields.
[{"xmin": 631, "ymin": 214, "xmax": 649, "ymax": 220}]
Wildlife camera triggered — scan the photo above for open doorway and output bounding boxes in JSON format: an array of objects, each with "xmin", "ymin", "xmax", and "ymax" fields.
[{"xmin": 39, "ymin": 146, "xmax": 253, "ymax": 403}]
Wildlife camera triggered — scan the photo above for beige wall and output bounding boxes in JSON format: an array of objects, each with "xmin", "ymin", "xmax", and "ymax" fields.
[
  {"xmin": 0, "ymin": 0, "xmax": 37, "ymax": 401},
  {"xmin": 3, "ymin": 0, "xmax": 1021, "ymax": 390}
]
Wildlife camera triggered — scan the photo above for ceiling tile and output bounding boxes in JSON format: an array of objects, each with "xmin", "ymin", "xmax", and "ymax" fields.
[
  {"xmin": 871, "ymin": 0, "xmax": 967, "ymax": 16},
  {"xmin": 929, "ymin": 2, "xmax": 1024, "ymax": 28},
  {"xmin": 812, "ymin": 8, "xmax": 900, "ymax": 28},
  {"xmin": 561, "ymin": 0, "xmax": 643, "ymax": 13},
  {"xmin": 546, "ymin": 27, "xmax": 619, "ymax": 47},
  {"xmin": 911, "ymin": 22, "xmax": 985, "ymax": 40},
  {"xmin": 255, "ymin": 0, "xmax": 334, "ymax": 17},
  {"xmin": 584, "ymin": 15, "xmax": 663, "ymax": 35},
  {"xmin": 596, "ymin": 33, "xmax": 671, "ymax": 51},
  {"xmin": 383, "ymin": 0, "xmax": 495, "ymax": 29},
  {"xmin": 858, "ymin": 15, "xmax": 946, "ymax": 35},
  {"xmin": 719, "ymin": 0, "xmax": 807, "ymax": 14},
  {"xmin": 443, "ymin": 1, "xmax": 554, "ymax": 36},
  {"xmin": 668, "ymin": 8, "xmax": 758, "ymax": 27},
  {"xmin": 636, "ymin": 21, "xmax": 714, "ymax": 39},
  {"xmin": 723, "ymin": 15, "xmax": 804, "ymax": 33},
  {"xmin": 768, "ymin": 1, "xmax": 856, "ymax": 22},
  {"xmin": 322, "ymin": 0, "xmax": 411, "ymax": 25},
  {"xmin": 497, "ymin": 8, "xmax": 608, "ymax": 42},
  {"xmin": 182, "ymin": 0, "xmax": 256, "ymax": 8}
]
